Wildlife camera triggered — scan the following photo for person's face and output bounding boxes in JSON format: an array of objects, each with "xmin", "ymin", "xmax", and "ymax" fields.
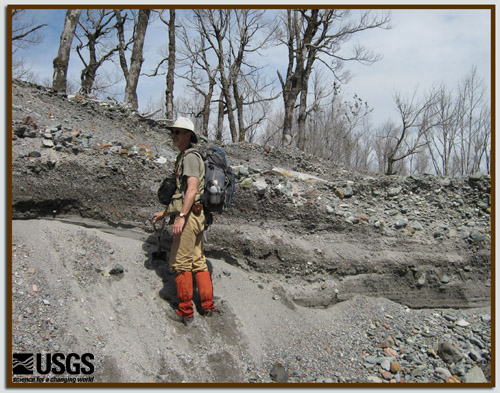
[{"xmin": 171, "ymin": 128, "xmax": 191, "ymax": 151}]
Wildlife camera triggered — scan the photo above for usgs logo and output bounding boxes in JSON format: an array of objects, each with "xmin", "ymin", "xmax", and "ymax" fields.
[{"xmin": 13, "ymin": 353, "xmax": 95, "ymax": 375}]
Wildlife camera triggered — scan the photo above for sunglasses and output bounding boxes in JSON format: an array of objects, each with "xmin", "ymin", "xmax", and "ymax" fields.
[{"xmin": 170, "ymin": 129, "xmax": 187, "ymax": 136}]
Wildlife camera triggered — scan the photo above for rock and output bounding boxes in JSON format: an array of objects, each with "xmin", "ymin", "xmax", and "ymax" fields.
[
  {"xmin": 438, "ymin": 342, "xmax": 463, "ymax": 364},
  {"xmin": 456, "ymin": 319, "xmax": 470, "ymax": 327},
  {"xmin": 450, "ymin": 362, "xmax": 465, "ymax": 377},
  {"xmin": 380, "ymin": 369, "xmax": 392, "ymax": 380},
  {"xmin": 480, "ymin": 314, "xmax": 491, "ymax": 323},
  {"xmin": 367, "ymin": 376, "xmax": 383, "ymax": 383},
  {"xmin": 468, "ymin": 349, "xmax": 481, "ymax": 361},
  {"xmin": 409, "ymin": 221, "xmax": 424, "ymax": 231},
  {"xmin": 154, "ymin": 156, "xmax": 167, "ymax": 164},
  {"xmin": 380, "ymin": 359, "xmax": 391, "ymax": 371},
  {"xmin": 390, "ymin": 362, "xmax": 401, "ymax": 373},
  {"xmin": 395, "ymin": 219, "xmax": 408, "ymax": 229},
  {"xmin": 411, "ymin": 366, "xmax": 425, "ymax": 378},
  {"xmin": 464, "ymin": 366, "xmax": 487, "ymax": 383},
  {"xmin": 109, "ymin": 264, "xmax": 124, "ymax": 275},
  {"xmin": 470, "ymin": 232, "xmax": 487, "ymax": 242},
  {"xmin": 9, "ymin": 80, "xmax": 492, "ymax": 384},
  {"xmin": 253, "ymin": 179, "xmax": 268, "ymax": 196},
  {"xmin": 14, "ymin": 125, "xmax": 28, "ymax": 137},
  {"xmin": 435, "ymin": 367, "xmax": 452, "ymax": 380},
  {"xmin": 239, "ymin": 166, "xmax": 250, "ymax": 177},
  {"xmin": 440, "ymin": 275, "xmax": 451, "ymax": 284},
  {"xmin": 469, "ymin": 336, "xmax": 485, "ymax": 349},
  {"xmin": 273, "ymin": 184, "xmax": 288, "ymax": 196},
  {"xmin": 240, "ymin": 178, "xmax": 253, "ymax": 189},
  {"xmin": 443, "ymin": 313, "xmax": 457, "ymax": 322},
  {"xmin": 270, "ymin": 362, "xmax": 288, "ymax": 383},
  {"xmin": 43, "ymin": 130, "xmax": 53, "ymax": 139},
  {"xmin": 388, "ymin": 187, "xmax": 402, "ymax": 197},
  {"xmin": 42, "ymin": 139, "xmax": 55, "ymax": 148},
  {"xmin": 416, "ymin": 273, "xmax": 426, "ymax": 287}
]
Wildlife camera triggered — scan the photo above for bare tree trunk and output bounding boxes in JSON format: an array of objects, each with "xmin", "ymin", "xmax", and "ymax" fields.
[
  {"xmin": 216, "ymin": 91, "xmax": 224, "ymax": 141},
  {"xmin": 114, "ymin": 10, "xmax": 129, "ymax": 79},
  {"xmin": 233, "ymin": 82, "xmax": 246, "ymax": 142},
  {"xmin": 52, "ymin": 9, "xmax": 81, "ymax": 92},
  {"xmin": 201, "ymin": 10, "xmax": 237, "ymax": 142},
  {"xmin": 123, "ymin": 9, "xmax": 150, "ymax": 110},
  {"xmin": 201, "ymin": 78, "xmax": 215, "ymax": 138},
  {"xmin": 79, "ymin": 40, "xmax": 97, "ymax": 94},
  {"xmin": 297, "ymin": 88, "xmax": 308, "ymax": 150},
  {"xmin": 227, "ymin": 10, "xmax": 278, "ymax": 143},
  {"xmin": 281, "ymin": 94, "xmax": 296, "ymax": 145},
  {"xmin": 165, "ymin": 9, "xmax": 175, "ymax": 119}
]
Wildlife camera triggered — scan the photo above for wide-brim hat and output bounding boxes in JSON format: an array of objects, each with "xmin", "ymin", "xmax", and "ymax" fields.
[{"xmin": 167, "ymin": 117, "xmax": 198, "ymax": 144}]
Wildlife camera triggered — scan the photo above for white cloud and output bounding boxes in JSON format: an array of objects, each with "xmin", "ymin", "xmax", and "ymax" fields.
[{"xmin": 344, "ymin": 8, "xmax": 491, "ymax": 125}]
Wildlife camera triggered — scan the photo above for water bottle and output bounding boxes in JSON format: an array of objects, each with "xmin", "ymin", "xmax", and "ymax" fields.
[{"xmin": 209, "ymin": 180, "xmax": 220, "ymax": 204}]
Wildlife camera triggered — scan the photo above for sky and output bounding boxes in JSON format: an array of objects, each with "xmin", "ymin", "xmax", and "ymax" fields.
[
  {"xmin": 343, "ymin": 8, "xmax": 491, "ymax": 125},
  {"xmin": 8, "ymin": 5, "xmax": 492, "ymax": 129}
]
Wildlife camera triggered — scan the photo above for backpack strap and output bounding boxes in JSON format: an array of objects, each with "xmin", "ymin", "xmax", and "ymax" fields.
[{"xmin": 178, "ymin": 148, "xmax": 204, "ymax": 202}]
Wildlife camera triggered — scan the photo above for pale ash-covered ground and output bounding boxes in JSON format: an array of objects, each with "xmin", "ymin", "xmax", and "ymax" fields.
[{"xmin": 11, "ymin": 219, "xmax": 491, "ymax": 384}]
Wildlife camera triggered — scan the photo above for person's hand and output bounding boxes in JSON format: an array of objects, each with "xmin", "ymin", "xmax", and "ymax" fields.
[
  {"xmin": 152, "ymin": 211, "xmax": 165, "ymax": 224},
  {"xmin": 172, "ymin": 216, "xmax": 185, "ymax": 237}
]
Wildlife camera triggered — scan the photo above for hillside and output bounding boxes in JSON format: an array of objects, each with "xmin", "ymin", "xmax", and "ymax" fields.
[{"xmin": 10, "ymin": 79, "xmax": 492, "ymax": 385}]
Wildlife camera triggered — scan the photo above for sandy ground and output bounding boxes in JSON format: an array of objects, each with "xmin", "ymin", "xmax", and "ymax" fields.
[{"xmin": 10, "ymin": 218, "xmax": 492, "ymax": 386}]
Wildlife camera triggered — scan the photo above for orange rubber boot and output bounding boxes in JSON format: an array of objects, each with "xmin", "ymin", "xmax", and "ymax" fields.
[
  {"xmin": 175, "ymin": 272, "xmax": 194, "ymax": 318},
  {"xmin": 195, "ymin": 271, "xmax": 215, "ymax": 312}
]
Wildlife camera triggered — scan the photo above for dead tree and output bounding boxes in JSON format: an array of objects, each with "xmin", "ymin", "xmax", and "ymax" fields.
[
  {"xmin": 385, "ymin": 88, "xmax": 440, "ymax": 175},
  {"xmin": 152, "ymin": 9, "xmax": 177, "ymax": 120},
  {"xmin": 424, "ymin": 84, "xmax": 457, "ymax": 176},
  {"xmin": 202, "ymin": 9, "xmax": 239, "ymax": 142},
  {"xmin": 115, "ymin": 9, "xmax": 151, "ymax": 111},
  {"xmin": 276, "ymin": 9, "xmax": 390, "ymax": 149},
  {"xmin": 454, "ymin": 67, "xmax": 490, "ymax": 176},
  {"xmin": 228, "ymin": 9, "xmax": 279, "ymax": 143},
  {"xmin": 75, "ymin": 9, "xmax": 119, "ymax": 95},
  {"xmin": 53, "ymin": 9, "xmax": 82, "ymax": 92},
  {"xmin": 176, "ymin": 12, "xmax": 219, "ymax": 137},
  {"xmin": 184, "ymin": 9, "xmax": 278, "ymax": 142}
]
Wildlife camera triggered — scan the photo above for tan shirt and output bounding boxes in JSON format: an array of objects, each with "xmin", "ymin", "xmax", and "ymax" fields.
[{"xmin": 175, "ymin": 148, "xmax": 205, "ymax": 199}]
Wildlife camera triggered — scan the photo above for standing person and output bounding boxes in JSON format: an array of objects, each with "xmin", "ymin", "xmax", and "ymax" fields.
[{"xmin": 152, "ymin": 117, "xmax": 215, "ymax": 325}]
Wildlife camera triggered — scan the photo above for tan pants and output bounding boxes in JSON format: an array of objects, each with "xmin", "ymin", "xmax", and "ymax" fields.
[{"xmin": 169, "ymin": 210, "xmax": 207, "ymax": 274}]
